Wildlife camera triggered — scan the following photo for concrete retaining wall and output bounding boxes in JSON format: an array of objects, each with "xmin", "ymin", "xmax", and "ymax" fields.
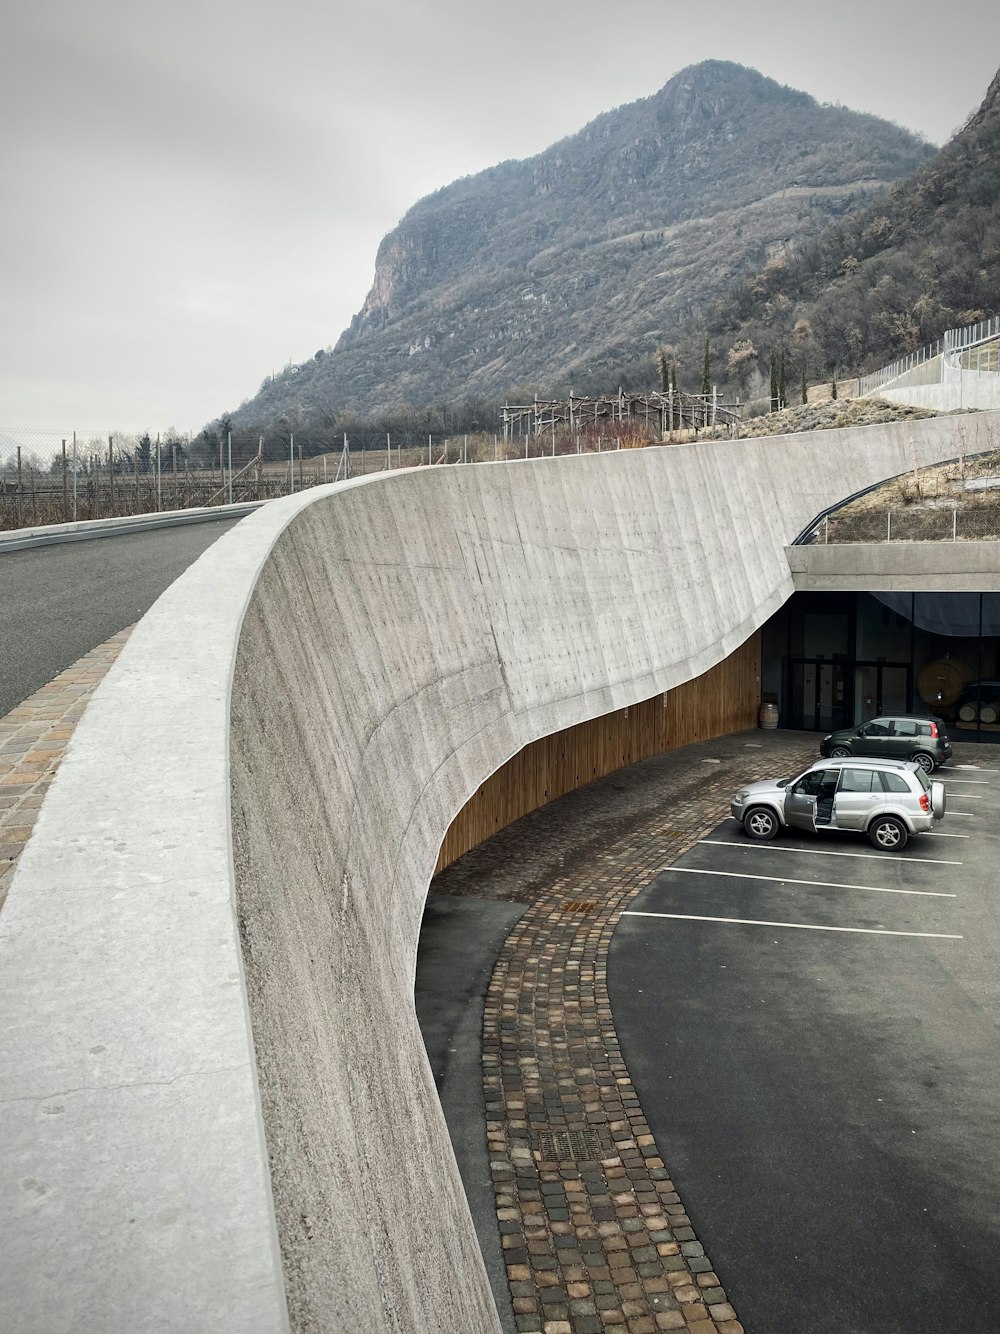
[
  {"xmin": 3, "ymin": 409, "xmax": 997, "ymax": 1333},
  {"xmin": 879, "ymin": 379, "xmax": 1000, "ymax": 412}
]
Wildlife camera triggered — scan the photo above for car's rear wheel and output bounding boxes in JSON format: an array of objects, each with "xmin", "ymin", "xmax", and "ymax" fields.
[
  {"xmin": 868, "ymin": 815, "xmax": 908, "ymax": 851},
  {"xmin": 744, "ymin": 806, "xmax": 779, "ymax": 841},
  {"xmin": 830, "ymin": 745, "xmax": 851, "ymax": 758},
  {"xmin": 912, "ymin": 751, "xmax": 935, "ymax": 774}
]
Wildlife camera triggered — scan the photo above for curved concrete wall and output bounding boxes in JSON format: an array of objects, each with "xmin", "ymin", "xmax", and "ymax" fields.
[{"xmin": 3, "ymin": 409, "xmax": 997, "ymax": 1332}]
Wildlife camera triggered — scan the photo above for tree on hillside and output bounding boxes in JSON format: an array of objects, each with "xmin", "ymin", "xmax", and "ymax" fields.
[
  {"xmin": 778, "ymin": 350, "xmax": 787, "ymax": 409},
  {"xmin": 657, "ymin": 347, "xmax": 670, "ymax": 394},
  {"xmin": 700, "ymin": 338, "xmax": 711, "ymax": 397},
  {"xmin": 801, "ymin": 368, "xmax": 808, "ymax": 405},
  {"xmin": 136, "ymin": 433, "xmax": 151, "ymax": 474}
]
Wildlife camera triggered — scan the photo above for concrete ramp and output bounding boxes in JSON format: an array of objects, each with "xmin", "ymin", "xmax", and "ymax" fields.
[{"xmin": 2, "ymin": 411, "xmax": 995, "ymax": 1333}]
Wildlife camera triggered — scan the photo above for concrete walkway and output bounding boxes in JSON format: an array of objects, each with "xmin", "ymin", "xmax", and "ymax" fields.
[{"xmin": 0, "ymin": 628, "xmax": 131, "ymax": 910}]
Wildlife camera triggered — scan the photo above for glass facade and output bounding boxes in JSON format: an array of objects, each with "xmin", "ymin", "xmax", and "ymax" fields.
[{"xmin": 763, "ymin": 592, "xmax": 1000, "ymax": 743}]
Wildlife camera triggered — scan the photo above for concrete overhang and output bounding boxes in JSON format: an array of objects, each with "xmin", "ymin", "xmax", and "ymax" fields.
[{"xmin": 786, "ymin": 541, "xmax": 1000, "ymax": 592}]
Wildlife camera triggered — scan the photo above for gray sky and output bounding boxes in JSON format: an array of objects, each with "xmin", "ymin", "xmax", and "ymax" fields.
[{"xmin": 2, "ymin": 0, "xmax": 998, "ymax": 438}]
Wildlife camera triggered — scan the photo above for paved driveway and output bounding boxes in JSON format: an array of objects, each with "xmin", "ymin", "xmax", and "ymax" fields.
[{"xmin": 610, "ymin": 757, "xmax": 1000, "ymax": 1333}]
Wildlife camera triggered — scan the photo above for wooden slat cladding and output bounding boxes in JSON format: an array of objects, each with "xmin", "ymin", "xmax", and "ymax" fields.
[{"xmin": 434, "ymin": 631, "xmax": 761, "ymax": 873}]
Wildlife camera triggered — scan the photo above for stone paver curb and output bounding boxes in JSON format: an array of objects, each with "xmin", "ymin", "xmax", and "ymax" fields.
[{"xmin": 0, "ymin": 628, "xmax": 132, "ymax": 909}]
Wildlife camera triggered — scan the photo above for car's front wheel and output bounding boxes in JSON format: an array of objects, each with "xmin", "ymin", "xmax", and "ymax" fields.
[
  {"xmin": 830, "ymin": 745, "xmax": 851, "ymax": 758},
  {"xmin": 744, "ymin": 806, "xmax": 780, "ymax": 841},
  {"xmin": 868, "ymin": 815, "xmax": 908, "ymax": 851},
  {"xmin": 911, "ymin": 751, "xmax": 935, "ymax": 774}
]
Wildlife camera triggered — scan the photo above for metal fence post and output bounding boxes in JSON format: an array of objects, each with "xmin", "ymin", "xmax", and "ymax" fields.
[
  {"xmin": 227, "ymin": 431, "xmax": 234, "ymax": 504},
  {"xmin": 290, "ymin": 433, "xmax": 295, "ymax": 494},
  {"xmin": 156, "ymin": 433, "xmax": 162, "ymax": 511},
  {"xmin": 72, "ymin": 431, "xmax": 78, "ymax": 521},
  {"xmin": 953, "ymin": 508, "xmax": 958, "ymax": 542},
  {"xmin": 887, "ymin": 510, "xmax": 892, "ymax": 542}
]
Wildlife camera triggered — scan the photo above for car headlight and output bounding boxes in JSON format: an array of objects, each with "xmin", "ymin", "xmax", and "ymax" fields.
[{"xmin": 822, "ymin": 735, "xmax": 832, "ymax": 742}]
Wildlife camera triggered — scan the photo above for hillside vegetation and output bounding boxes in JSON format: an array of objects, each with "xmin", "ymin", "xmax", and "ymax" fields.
[
  {"xmin": 224, "ymin": 60, "xmax": 933, "ymax": 433},
  {"xmin": 701, "ymin": 65, "xmax": 1000, "ymax": 396}
]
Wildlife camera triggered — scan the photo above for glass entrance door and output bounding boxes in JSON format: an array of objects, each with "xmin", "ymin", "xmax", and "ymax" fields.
[
  {"xmin": 853, "ymin": 663, "xmax": 911, "ymax": 725},
  {"xmin": 789, "ymin": 660, "xmax": 848, "ymax": 731}
]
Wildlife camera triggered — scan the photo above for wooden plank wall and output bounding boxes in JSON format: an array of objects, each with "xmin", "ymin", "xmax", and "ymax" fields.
[{"xmin": 434, "ymin": 631, "xmax": 761, "ymax": 873}]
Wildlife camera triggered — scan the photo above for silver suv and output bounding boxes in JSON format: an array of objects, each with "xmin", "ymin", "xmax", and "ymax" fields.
[{"xmin": 731, "ymin": 757, "xmax": 946, "ymax": 851}]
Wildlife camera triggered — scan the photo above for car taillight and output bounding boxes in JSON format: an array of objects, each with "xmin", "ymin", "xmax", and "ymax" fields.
[
  {"xmin": 919, "ymin": 793, "xmax": 930, "ymax": 812},
  {"xmin": 929, "ymin": 722, "xmax": 939, "ymax": 737}
]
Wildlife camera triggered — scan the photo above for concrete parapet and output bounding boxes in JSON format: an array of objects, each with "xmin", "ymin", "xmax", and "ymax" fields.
[
  {"xmin": 787, "ymin": 540, "xmax": 1000, "ymax": 591},
  {"xmin": 879, "ymin": 380, "xmax": 1000, "ymax": 412},
  {"xmin": 2, "ymin": 409, "xmax": 996, "ymax": 1332}
]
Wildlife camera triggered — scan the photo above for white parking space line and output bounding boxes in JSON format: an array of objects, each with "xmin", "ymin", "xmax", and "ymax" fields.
[
  {"xmin": 624, "ymin": 911, "xmax": 963, "ymax": 940},
  {"xmin": 941, "ymin": 778, "xmax": 991, "ymax": 786},
  {"xmin": 954, "ymin": 765, "xmax": 999, "ymax": 772},
  {"xmin": 926, "ymin": 831, "xmax": 970, "ymax": 838},
  {"xmin": 665, "ymin": 866, "xmax": 956, "ymax": 897},
  {"xmin": 943, "ymin": 793, "xmax": 985, "ymax": 799},
  {"xmin": 699, "ymin": 839, "xmax": 962, "ymax": 865},
  {"xmin": 946, "ymin": 811, "xmax": 979, "ymax": 817}
]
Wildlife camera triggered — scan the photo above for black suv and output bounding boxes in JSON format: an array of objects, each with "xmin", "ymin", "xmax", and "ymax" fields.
[{"xmin": 819, "ymin": 715, "xmax": 952, "ymax": 773}]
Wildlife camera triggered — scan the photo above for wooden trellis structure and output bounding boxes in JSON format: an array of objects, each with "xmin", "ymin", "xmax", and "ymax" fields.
[{"xmin": 501, "ymin": 388, "xmax": 742, "ymax": 440}]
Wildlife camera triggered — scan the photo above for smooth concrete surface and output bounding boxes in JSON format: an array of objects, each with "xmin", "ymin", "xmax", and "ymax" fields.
[
  {"xmin": 787, "ymin": 540, "xmax": 1000, "ymax": 591},
  {"xmin": 879, "ymin": 379, "xmax": 1000, "ymax": 411},
  {"xmin": 3, "ymin": 408, "xmax": 998, "ymax": 1334}
]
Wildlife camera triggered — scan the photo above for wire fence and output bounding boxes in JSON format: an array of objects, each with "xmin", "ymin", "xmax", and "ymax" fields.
[
  {"xmin": 0, "ymin": 423, "xmax": 699, "ymax": 533},
  {"xmin": 807, "ymin": 504, "xmax": 1000, "ymax": 544}
]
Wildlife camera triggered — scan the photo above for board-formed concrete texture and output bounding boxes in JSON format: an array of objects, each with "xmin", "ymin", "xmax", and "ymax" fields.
[
  {"xmin": 787, "ymin": 539, "xmax": 1000, "ymax": 591},
  {"xmin": 2, "ymin": 408, "xmax": 998, "ymax": 1333}
]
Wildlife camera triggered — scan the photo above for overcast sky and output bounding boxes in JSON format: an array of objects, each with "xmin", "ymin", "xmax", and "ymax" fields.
[{"xmin": 2, "ymin": 0, "xmax": 998, "ymax": 440}]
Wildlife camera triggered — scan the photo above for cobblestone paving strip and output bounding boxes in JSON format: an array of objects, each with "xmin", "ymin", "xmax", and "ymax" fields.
[
  {"xmin": 436, "ymin": 730, "xmax": 821, "ymax": 1334},
  {"xmin": 0, "ymin": 628, "xmax": 132, "ymax": 912}
]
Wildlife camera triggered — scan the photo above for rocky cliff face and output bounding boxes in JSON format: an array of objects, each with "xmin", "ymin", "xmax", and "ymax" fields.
[{"xmin": 228, "ymin": 60, "xmax": 934, "ymax": 428}]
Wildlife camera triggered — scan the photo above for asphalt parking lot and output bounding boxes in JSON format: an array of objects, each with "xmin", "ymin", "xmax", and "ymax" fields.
[{"xmin": 610, "ymin": 754, "xmax": 1000, "ymax": 1334}]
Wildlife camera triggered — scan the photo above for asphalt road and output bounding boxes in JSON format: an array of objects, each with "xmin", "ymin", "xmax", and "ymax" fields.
[
  {"xmin": 0, "ymin": 519, "xmax": 241, "ymax": 717},
  {"xmin": 610, "ymin": 765, "xmax": 1000, "ymax": 1333}
]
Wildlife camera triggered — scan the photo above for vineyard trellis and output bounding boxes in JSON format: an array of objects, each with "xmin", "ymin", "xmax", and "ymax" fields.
[
  {"xmin": 1, "ymin": 393, "xmax": 744, "ymax": 533},
  {"xmin": 501, "ymin": 388, "xmax": 742, "ymax": 441}
]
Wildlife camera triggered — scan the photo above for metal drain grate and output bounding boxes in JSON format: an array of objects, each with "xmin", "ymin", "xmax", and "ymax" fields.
[
  {"xmin": 533, "ymin": 1129, "xmax": 614, "ymax": 1163},
  {"xmin": 562, "ymin": 901, "xmax": 597, "ymax": 914}
]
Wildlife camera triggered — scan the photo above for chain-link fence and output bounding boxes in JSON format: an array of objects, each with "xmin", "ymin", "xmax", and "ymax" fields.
[{"xmin": 0, "ymin": 423, "xmax": 685, "ymax": 533}]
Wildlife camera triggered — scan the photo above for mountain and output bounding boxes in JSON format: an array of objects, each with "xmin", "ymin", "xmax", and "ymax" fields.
[
  {"xmin": 701, "ymin": 64, "xmax": 1000, "ymax": 394},
  {"xmin": 226, "ymin": 60, "xmax": 934, "ymax": 430}
]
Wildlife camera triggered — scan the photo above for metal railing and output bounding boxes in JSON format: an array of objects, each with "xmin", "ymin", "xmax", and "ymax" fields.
[{"xmin": 858, "ymin": 314, "xmax": 1000, "ymax": 397}]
